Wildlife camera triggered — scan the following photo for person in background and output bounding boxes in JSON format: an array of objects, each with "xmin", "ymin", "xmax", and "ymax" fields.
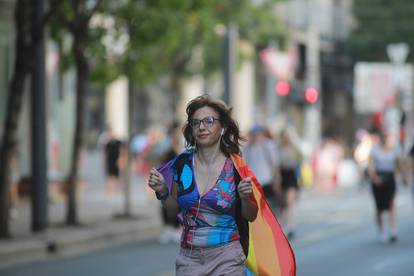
[
  {"xmin": 407, "ymin": 141, "xmax": 414, "ymax": 212},
  {"xmin": 9, "ymin": 148, "xmax": 20, "ymax": 219},
  {"xmin": 157, "ymin": 121, "xmax": 183, "ymax": 244},
  {"xmin": 243, "ymin": 124, "xmax": 281, "ymax": 207},
  {"xmin": 367, "ymin": 130, "xmax": 405, "ymax": 243},
  {"xmin": 278, "ymin": 129, "xmax": 300, "ymax": 239},
  {"xmin": 313, "ymin": 136, "xmax": 344, "ymax": 193},
  {"xmin": 354, "ymin": 128, "xmax": 375, "ymax": 188},
  {"xmin": 104, "ymin": 128, "xmax": 125, "ymax": 194},
  {"xmin": 130, "ymin": 130, "xmax": 148, "ymax": 175},
  {"xmin": 147, "ymin": 95, "xmax": 258, "ymax": 275},
  {"xmin": 97, "ymin": 126, "xmax": 110, "ymax": 150}
]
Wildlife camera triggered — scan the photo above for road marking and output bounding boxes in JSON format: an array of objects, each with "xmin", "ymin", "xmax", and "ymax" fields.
[{"xmin": 373, "ymin": 258, "xmax": 400, "ymax": 272}]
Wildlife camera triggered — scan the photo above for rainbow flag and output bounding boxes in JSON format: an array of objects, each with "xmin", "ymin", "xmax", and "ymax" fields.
[
  {"xmin": 231, "ymin": 153, "xmax": 296, "ymax": 276},
  {"xmin": 157, "ymin": 151, "xmax": 296, "ymax": 276}
]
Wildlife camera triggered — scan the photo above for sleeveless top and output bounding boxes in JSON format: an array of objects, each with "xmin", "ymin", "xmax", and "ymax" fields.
[
  {"xmin": 171, "ymin": 152, "xmax": 240, "ymax": 248},
  {"xmin": 370, "ymin": 144, "xmax": 401, "ymax": 172}
]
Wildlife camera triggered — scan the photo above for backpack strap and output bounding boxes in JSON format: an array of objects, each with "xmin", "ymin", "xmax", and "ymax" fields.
[{"xmin": 234, "ymin": 167, "xmax": 249, "ymax": 257}]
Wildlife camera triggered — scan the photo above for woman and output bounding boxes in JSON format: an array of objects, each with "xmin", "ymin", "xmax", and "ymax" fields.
[
  {"xmin": 278, "ymin": 130, "xmax": 300, "ymax": 240},
  {"xmin": 147, "ymin": 95, "xmax": 258, "ymax": 275},
  {"xmin": 367, "ymin": 130, "xmax": 403, "ymax": 243}
]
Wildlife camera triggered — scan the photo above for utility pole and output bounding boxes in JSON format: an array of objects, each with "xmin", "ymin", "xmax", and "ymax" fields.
[
  {"xmin": 264, "ymin": 42, "xmax": 279, "ymax": 124},
  {"xmin": 223, "ymin": 24, "xmax": 237, "ymax": 105},
  {"xmin": 303, "ymin": 0, "xmax": 321, "ymax": 150},
  {"xmin": 31, "ymin": 0, "xmax": 48, "ymax": 232}
]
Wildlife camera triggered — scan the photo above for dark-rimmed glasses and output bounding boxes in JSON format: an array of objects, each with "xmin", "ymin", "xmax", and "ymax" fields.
[{"xmin": 189, "ymin": 116, "xmax": 220, "ymax": 129}]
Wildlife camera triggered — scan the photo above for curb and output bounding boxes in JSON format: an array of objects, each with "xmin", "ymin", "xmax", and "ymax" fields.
[{"xmin": 0, "ymin": 217, "xmax": 162, "ymax": 269}]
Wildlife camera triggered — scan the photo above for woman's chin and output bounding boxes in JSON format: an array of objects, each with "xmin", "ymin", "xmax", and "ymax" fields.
[{"xmin": 196, "ymin": 139, "xmax": 218, "ymax": 148}]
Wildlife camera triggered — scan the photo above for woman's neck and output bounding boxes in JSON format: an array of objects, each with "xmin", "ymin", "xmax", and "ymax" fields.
[{"xmin": 196, "ymin": 144, "xmax": 222, "ymax": 165}]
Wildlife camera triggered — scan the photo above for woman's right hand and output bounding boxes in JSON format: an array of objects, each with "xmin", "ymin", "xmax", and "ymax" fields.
[
  {"xmin": 148, "ymin": 168, "xmax": 167, "ymax": 193},
  {"xmin": 372, "ymin": 175, "xmax": 382, "ymax": 186}
]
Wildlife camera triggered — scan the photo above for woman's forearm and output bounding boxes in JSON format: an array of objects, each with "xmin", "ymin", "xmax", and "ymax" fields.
[
  {"xmin": 241, "ymin": 196, "xmax": 258, "ymax": 222},
  {"xmin": 162, "ymin": 196, "xmax": 180, "ymax": 218}
]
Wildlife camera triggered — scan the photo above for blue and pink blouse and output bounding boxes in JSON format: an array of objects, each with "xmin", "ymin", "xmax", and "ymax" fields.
[{"xmin": 171, "ymin": 152, "xmax": 240, "ymax": 248}]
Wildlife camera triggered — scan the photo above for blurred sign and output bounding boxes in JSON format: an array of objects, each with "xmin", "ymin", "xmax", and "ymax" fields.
[
  {"xmin": 353, "ymin": 62, "xmax": 413, "ymax": 114},
  {"xmin": 387, "ymin": 43, "xmax": 410, "ymax": 65},
  {"xmin": 260, "ymin": 47, "xmax": 296, "ymax": 80}
]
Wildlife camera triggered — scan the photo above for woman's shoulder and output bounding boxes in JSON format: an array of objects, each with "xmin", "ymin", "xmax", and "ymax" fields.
[{"xmin": 171, "ymin": 148, "xmax": 194, "ymax": 168}]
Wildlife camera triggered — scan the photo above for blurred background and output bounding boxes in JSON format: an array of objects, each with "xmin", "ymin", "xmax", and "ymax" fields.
[{"xmin": 0, "ymin": 0, "xmax": 414, "ymax": 275}]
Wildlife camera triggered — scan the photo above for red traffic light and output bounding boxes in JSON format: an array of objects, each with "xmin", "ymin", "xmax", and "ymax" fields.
[
  {"xmin": 275, "ymin": 81, "xmax": 291, "ymax": 96},
  {"xmin": 305, "ymin": 87, "xmax": 318, "ymax": 104}
]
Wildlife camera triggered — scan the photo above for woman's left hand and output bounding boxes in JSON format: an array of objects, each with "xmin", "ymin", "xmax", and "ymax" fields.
[{"xmin": 238, "ymin": 177, "xmax": 253, "ymax": 199}]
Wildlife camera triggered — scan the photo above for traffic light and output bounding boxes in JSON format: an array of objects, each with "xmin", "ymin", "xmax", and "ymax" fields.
[
  {"xmin": 305, "ymin": 87, "xmax": 318, "ymax": 104},
  {"xmin": 275, "ymin": 81, "xmax": 291, "ymax": 96}
]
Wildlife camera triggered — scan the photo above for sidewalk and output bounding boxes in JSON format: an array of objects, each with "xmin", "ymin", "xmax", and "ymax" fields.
[{"xmin": 0, "ymin": 151, "xmax": 163, "ymax": 269}]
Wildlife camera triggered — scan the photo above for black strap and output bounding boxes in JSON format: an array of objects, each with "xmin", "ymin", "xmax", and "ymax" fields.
[{"xmin": 234, "ymin": 168, "xmax": 249, "ymax": 257}]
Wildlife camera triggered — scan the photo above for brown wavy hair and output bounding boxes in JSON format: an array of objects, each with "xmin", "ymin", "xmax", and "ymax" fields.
[{"xmin": 183, "ymin": 95, "xmax": 245, "ymax": 155}]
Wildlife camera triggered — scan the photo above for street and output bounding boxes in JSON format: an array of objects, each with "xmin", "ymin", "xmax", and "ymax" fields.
[
  {"xmin": 2, "ymin": 1, "xmax": 414, "ymax": 276},
  {"xmin": 1, "ymin": 186, "xmax": 413, "ymax": 276}
]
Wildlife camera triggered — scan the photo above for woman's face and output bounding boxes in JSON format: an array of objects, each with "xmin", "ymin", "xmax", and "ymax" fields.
[{"xmin": 190, "ymin": 106, "xmax": 222, "ymax": 148}]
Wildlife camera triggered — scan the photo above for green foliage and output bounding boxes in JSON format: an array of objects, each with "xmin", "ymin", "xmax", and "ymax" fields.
[
  {"xmin": 351, "ymin": 0, "xmax": 414, "ymax": 62},
  {"xmin": 50, "ymin": 0, "xmax": 288, "ymax": 87},
  {"xmin": 237, "ymin": 0, "xmax": 288, "ymax": 50},
  {"xmin": 104, "ymin": 0, "xmax": 287, "ymax": 84}
]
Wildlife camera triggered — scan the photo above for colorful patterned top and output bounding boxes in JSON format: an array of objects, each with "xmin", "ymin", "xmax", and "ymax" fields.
[{"xmin": 171, "ymin": 152, "xmax": 240, "ymax": 248}]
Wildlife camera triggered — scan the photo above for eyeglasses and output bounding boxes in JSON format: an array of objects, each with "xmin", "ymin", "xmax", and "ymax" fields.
[{"xmin": 189, "ymin": 116, "xmax": 220, "ymax": 129}]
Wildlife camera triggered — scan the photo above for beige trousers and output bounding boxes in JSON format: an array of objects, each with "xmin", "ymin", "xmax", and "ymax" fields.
[{"xmin": 176, "ymin": 241, "xmax": 246, "ymax": 276}]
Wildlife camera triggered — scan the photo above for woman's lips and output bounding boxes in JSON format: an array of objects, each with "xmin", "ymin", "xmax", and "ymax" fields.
[{"xmin": 197, "ymin": 134, "xmax": 209, "ymax": 139}]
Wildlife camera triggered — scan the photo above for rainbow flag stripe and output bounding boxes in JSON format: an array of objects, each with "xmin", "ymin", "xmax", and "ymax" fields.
[{"xmin": 231, "ymin": 154, "xmax": 296, "ymax": 276}]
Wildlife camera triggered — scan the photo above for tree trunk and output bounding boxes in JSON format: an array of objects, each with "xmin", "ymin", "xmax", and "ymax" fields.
[
  {"xmin": 0, "ymin": 0, "xmax": 33, "ymax": 238},
  {"xmin": 65, "ymin": 27, "xmax": 88, "ymax": 226}
]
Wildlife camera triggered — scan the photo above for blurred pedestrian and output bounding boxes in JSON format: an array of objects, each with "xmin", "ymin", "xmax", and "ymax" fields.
[
  {"xmin": 139, "ymin": 128, "xmax": 165, "ymax": 176},
  {"xmin": 243, "ymin": 124, "xmax": 281, "ymax": 207},
  {"xmin": 353, "ymin": 128, "xmax": 375, "ymax": 188},
  {"xmin": 130, "ymin": 130, "xmax": 148, "ymax": 175},
  {"xmin": 147, "ymin": 95, "xmax": 258, "ymax": 274},
  {"xmin": 97, "ymin": 126, "xmax": 110, "ymax": 150},
  {"xmin": 407, "ymin": 141, "xmax": 414, "ymax": 212},
  {"xmin": 278, "ymin": 129, "xmax": 300, "ymax": 239},
  {"xmin": 313, "ymin": 137, "xmax": 344, "ymax": 193},
  {"xmin": 157, "ymin": 121, "xmax": 183, "ymax": 244},
  {"xmin": 9, "ymin": 148, "xmax": 20, "ymax": 220},
  {"xmin": 103, "ymin": 128, "xmax": 125, "ymax": 194},
  {"xmin": 367, "ymin": 130, "xmax": 404, "ymax": 243}
]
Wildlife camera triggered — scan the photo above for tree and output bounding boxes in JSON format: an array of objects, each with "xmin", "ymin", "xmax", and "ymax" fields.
[
  {"xmin": 0, "ymin": 0, "xmax": 58, "ymax": 238},
  {"xmin": 52, "ymin": 0, "xmax": 103, "ymax": 225},
  {"xmin": 351, "ymin": 0, "xmax": 414, "ymax": 62},
  {"xmin": 113, "ymin": 0, "xmax": 287, "ymax": 105}
]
